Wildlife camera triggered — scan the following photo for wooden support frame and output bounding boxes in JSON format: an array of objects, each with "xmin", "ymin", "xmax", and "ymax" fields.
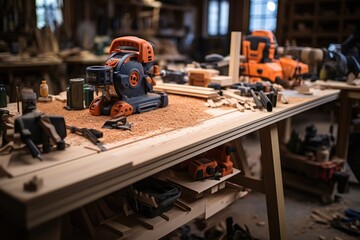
[
  {"xmin": 336, "ymin": 90, "xmax": 353, "ymax": 158},
  {"xmin": 259, "ymin": 124, "xmax": 287, "ymax": 240},
  {"xmin": 229, "ymin": 125, "xmax": 287, "ymax": 240}
]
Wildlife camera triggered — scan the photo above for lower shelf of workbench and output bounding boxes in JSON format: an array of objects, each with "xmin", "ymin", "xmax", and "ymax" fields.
[
  {"xmin": 96, "ymin": 186, "xmax": 247, "ymax": 239},
  {"xmin": 69, "ymin": 167, "xmax": 247, "ymax": 240}
]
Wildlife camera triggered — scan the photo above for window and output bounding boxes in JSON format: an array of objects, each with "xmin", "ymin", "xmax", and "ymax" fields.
[
  {"xmin": 249, "ymin": 0, "xmax": 278, "ymax": 32},
  {"xmin": 207, "ymin": 0, "xmax": 229, "ymax": 36},
  {"xmin": 36, "ymin": 0, "xmax": 63, "ymax": 31}
]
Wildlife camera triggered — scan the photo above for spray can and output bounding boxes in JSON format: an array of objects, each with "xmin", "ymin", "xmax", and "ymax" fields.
[{"xmin": 0, "ymin": 83, "xmax": 7, "ymax": 108}]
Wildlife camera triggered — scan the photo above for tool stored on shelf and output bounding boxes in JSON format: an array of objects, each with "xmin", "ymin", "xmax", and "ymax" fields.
[
  {"xmin": 123, "ymin": 177, "xmax": 181, "ymax": 219},
  {"xmin": 187, "ymin": 158, "xmax": 218, "ymax": 181},
  {"xmin": 181, "ymin": 144, "xmax": 235, "ymax": 181},
  {"xmin": 86, "ymin": 36, "xmax": 168, "ymax": 118},
  {"xmin": 66, "ymin": 125, "xmax": 106, "ymax": 151},
  {"xmin": 207, "ymin": 145, "xmax": 234, "ymax": 178}
]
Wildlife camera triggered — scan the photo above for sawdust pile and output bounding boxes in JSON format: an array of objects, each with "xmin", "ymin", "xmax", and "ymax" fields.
[{"xmin": 37, "ymin": 95, "xmax": 212, "ymax": 145}]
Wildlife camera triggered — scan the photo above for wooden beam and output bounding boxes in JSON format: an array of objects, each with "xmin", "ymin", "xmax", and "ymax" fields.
[
  {"xmin": 259, "ymin": 124, "xmax": 287, "ymax": 240},
  {"xmin": 228, "ymin": 32, "xmax": 241, "ymax": 84}
]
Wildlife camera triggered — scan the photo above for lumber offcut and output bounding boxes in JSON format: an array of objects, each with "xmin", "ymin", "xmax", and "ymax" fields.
[{"xmin": 153, "ymin": 83, "xmax": 219, "ymax": 99}]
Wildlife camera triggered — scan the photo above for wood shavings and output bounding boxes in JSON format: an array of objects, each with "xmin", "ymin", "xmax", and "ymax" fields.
[
  {"xmin": 37, "ymin": 95, "xmax": 212, "ymax": 146},
  {"xmin": 204, "ymin": 93, "xmax": 257, "ymax": 113}
]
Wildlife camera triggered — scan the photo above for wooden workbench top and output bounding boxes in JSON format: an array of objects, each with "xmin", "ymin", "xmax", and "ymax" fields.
[{"xmin": 0, "ymin": 88, "xmax": 339, "ymax": 229}]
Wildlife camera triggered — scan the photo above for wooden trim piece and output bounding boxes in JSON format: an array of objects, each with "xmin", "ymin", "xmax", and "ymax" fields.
[
  {"xmin": 228, "ymin": 32, "xmax": 242, "ymax": 84},
  {"xmin": 153, "ymin": 83, "xmax": 219, "ymax": 99}
]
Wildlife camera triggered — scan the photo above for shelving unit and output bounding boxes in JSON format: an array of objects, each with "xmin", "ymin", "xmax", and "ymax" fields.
[
  {"xmin": 279, "ymin": 0, "xmax": 360, "ymax": 47},
  {"xmin": 96, "ymin": 0, "xmax": 196, "ymax": 40}
]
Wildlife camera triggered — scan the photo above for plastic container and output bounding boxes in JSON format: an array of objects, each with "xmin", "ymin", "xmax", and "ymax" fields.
[{"xmin": 40, "ymin": 80, "xmax": 49, "ymax": 97}]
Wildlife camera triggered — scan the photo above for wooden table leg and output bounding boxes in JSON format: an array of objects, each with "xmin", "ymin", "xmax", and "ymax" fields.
[
  {"xmin": 259, "ymin": 123, "xmax": 287, "ymax": 240},
  {"xmin": 336, "ymin": 90, "xmax": 351, "ymax": 159}
]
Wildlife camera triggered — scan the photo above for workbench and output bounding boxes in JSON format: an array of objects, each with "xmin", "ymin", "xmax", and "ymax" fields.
[{"xmin": 0, "ymin": 88, "xmax": 339, "ymax": 240}]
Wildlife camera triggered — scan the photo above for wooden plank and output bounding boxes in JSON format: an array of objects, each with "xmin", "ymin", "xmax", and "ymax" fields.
[
  {"xmin": 127, "ymin": 198, "xmax": 206, "ymax": 239},
  {"xmin": 154, "ymin": 83, "xmax": 217, "ymax": 92},
  {"xmin": 207, "ymin": 99, "xmax": 216, "ymax": 108},
  {"xmin": 153, "ymin": 85, "xmax": 219, "ymax": 98},
  {"xmin": 236, "ymin": 103, "xmax": 245, "ymax": 112},
  {"xmin": 3, "ymin": 146, "xmax": 98, "ymax": 178},
  {"xmin": 222, "ymin": 90, "xmax": 249, "ymax": 102},
  {"xmin": 209, "ymin": 75, "xmax": 233, "ymax": 87},
  {"xmin": 229, "ymin": 32, "xmax": 242, "ymax": 83},
  {"xmin": 205, "ymin": 187, "xmax": 248, "ymax": 219},
  {"xmin": 167, "ymin": 168, "xmax": 240, "ymax": 195}
]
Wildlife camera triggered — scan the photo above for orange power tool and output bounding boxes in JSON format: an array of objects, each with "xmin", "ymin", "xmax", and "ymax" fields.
[{"xmin": 86, "ymin": 36, "xmax": 168, "ymax": 118}]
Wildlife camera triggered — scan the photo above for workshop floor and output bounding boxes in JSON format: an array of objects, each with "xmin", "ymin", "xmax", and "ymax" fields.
[{"xmin": 167, "ymin": 103, "xmax": 360, "ymax": 240}]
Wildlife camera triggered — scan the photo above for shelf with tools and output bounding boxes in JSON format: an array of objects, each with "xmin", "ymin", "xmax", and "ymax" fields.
[
  {"xmin": 279, "ymin": 0, "xmax": 360, "ymax": 47},
  {"xmin": 67, "ymin": 168, "xmax": 246, "ymax": 239}
]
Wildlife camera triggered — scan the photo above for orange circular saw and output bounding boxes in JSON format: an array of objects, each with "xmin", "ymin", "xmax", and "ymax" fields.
[{"xmin": 86, "ymin": 36, "xmax": 168, "ymax": 118}]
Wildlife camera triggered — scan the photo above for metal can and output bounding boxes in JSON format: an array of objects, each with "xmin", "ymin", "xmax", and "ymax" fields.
[
  {"xmin": 69, "ymin": 78, "xmax": 84, "ymax": 110},
  {"xmin": 83, "ymin": 84, "xmax": 94, "ymax": 108}
]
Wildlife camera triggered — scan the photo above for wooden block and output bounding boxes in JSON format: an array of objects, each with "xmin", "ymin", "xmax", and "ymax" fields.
[
  {"xmin": 210, "ymin": 185, "xmax": 219, "ymax": 194},
  {"xmin": 210, "ymin": 75, "xmax": 233, "ymax": 87},
  {"xmin": 207, "ymin": 99, "xmax": 216, "ymax": 108},
  {"xmin": 236, "ymin": 103, "xmax": 245, "ymax": 112},
  {"xmin": 214, "ymin": 101, "xmax": 224, "ymax": 107}
]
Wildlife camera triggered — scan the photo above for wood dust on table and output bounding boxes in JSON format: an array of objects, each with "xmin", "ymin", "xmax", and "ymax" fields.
[{"xmin": 37, "ymin": 95, "xmax": 212, "ymax": 146}]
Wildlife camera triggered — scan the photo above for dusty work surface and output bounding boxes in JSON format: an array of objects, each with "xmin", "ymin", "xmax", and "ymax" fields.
[{"xmin": 37, "ymin": 95, "xmax": 213, "ymax": 146}]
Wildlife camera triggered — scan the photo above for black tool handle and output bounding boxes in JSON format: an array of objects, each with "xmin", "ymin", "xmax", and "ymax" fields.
[
  {"xmin": 259, "ymin": 91, "xmax": 273, "ymax": 112},
  {"xmin": 21, "ymin": 129, "xmax": 42, "ymax": 160},
  {"xmin": 250, "ymin": 89, "xmax": 263, "ymax": 110},
  {"xmin": 82, "ymin": 128, "xmax": 100, "ymax": 145}
]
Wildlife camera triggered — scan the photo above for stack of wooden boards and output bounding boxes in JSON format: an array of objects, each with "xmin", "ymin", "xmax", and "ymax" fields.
[
  {"xmin": 154, "ymin": 83, "xmax": 259, "ymax": 113},
  {"xmin": 187, "ymin": 68, "xmax": 219, "ymax": 87},
  {"xmin": 153, "ymin": 83, "xmax": 219, "ymax": 99}
]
